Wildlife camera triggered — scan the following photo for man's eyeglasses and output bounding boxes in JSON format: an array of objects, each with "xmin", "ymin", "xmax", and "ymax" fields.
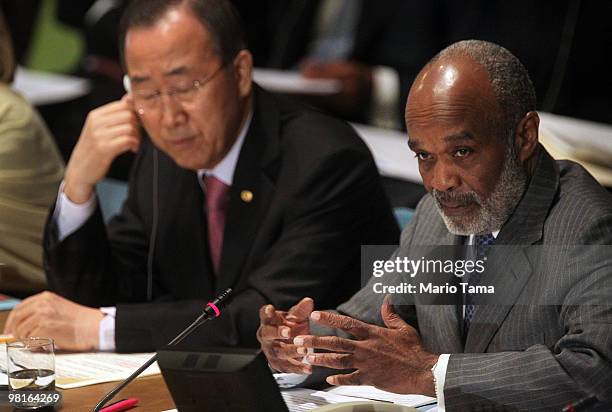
[{"xmin": 131, "ymin": 63, "xmax": 227, "ymax": 114}]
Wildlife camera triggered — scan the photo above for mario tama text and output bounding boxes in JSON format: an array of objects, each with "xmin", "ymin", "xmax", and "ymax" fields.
[{"xmin": 372, "ymin": 281, "xmax": 493, "ymax": 295}]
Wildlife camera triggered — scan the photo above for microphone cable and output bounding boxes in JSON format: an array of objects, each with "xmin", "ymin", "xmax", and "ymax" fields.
[{"xmin": 146, "ymin": 147, "xmax": 159, "ymax": 302}]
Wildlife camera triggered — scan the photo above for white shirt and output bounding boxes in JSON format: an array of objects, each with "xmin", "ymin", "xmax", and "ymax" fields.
[{"xmin": 54, "ymin": 110, "xmax": 252, "ymax": 351}]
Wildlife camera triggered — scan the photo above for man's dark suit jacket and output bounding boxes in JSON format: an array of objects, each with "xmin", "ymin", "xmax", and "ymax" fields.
[
  {"xmin": 339, "ymin": 147, "xmax": 612, "ymax": 409},
  {"xmin": 44, "ymin": 86, "xmax": 400, "ymax": 352}
]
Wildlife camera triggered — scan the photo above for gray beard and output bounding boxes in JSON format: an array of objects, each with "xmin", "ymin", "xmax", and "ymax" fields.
[{"xmin": 432, "ymin": 145, "xmax": 528, "ymax": 236}]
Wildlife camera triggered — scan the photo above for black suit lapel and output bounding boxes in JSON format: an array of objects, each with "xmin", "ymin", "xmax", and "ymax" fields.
[
  {"xmin": 464, "ymin": 247, "xmax": 534, "ymax": 352},
  {"xmin": 156, "ymin": 150, "xmax": 215, "ymax": 297},
  {"xmin": 215, "ymin": 88, "xmax": 280, "ymax": 292},
  {"xmin": 415, "ymin": 227, "xmax": 466, "ymax": 353}
]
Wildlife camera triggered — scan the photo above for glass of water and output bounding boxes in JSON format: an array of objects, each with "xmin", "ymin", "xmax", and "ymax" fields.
[{"xmin": 6, "ymin": 337, "xmax": 56, "ymax": 409}]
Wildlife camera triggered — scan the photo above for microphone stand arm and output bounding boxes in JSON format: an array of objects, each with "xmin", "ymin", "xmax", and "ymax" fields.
[{"xmin": 92, "ymin": 287, "xmax": 232, "ymax": 412}]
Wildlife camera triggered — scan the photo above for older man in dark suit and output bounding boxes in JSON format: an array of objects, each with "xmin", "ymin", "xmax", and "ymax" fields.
[
  {"xmin": 259, "ymin": 40, "xmax": 612, "ymax": 410},
  {"xmin": 3, "ymin": 0, "xmax": 399, "ymax": 353}
]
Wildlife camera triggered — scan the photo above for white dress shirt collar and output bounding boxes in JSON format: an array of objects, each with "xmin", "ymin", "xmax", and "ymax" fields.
[
  {"xmin": 467, "ymin": 230, "xmax": 500, "ymax": 245},
  {"xmin": 197, "ymin": 109, "xmax": 253, "ymax": 187}
]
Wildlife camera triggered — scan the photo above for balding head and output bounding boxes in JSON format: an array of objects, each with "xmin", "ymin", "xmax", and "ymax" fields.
[
  {"xmin": 407, "ymin": 52, "xmax": 502, "ymax": 140},
  {"xmin": 408, "ymin": 40, "xmax": 536, "ymax": 140},
  {"xmin": 405, "ymin": 40, "xmax": 540, "ymax": 235}
]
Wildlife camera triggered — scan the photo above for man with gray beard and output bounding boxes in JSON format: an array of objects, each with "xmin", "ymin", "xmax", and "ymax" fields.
[
  {"xmin": 258, "ymin": 40, "xmax": 612, "ymax": 410},
  {"xmin": 430, "ymin": 134, "xmax": 527, "ymax": 236}
]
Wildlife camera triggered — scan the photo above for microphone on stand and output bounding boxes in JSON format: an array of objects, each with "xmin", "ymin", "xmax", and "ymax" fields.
[{"xmin": 92, "ymin": 288, "xmax": 233, "ymax": 412}]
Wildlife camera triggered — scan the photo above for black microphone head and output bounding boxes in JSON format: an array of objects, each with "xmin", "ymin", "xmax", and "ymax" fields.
[{"xmin": 204, "ymin": 288, "xmax": 233, "ymax": 318}]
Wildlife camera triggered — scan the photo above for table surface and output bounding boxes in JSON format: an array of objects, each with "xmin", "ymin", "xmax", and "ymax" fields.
[{"xmin": 0, "ymin": 311, "xmax": 175, "ymax": 412}]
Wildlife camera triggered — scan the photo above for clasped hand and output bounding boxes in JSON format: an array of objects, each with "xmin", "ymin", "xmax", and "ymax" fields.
[{"xmin": 257, "ymin": 296, "xmax": 438, "ymax": 396}]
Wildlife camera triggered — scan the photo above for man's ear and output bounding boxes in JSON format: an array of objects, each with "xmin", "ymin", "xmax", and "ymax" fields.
[
  {"xmin": 514, "ymin": 111, "xmax": 539, "ymax": 162},
  {"xmin": 233, "ymin": 49, "xmax": 253, "ymax": 98}
]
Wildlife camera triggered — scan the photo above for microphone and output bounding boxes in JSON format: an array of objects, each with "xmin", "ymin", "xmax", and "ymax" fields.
[
  {"xmin": 92, "ymin": 288, "xmax": 233, "ymax": 412},
  {"xmin": 562, "ymin": 396, "xmax": 611, "ymax": 412}
]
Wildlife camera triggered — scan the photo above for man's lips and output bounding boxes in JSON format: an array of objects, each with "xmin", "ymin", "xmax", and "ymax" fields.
[
  {"xmin": 439, "ymin": 201, "xmax": 477, "ymax": 215},
  {"xmin": 167, "ymin": 136, "xmax": 195, "ymax": 147}
]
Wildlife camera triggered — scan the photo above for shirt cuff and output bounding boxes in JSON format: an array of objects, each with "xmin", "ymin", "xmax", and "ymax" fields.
[
  {"xmin": 99, "ymin": 307, "xmax": 117, "ymax": 352},
  {"xmin": 433, "ymin": 354, "xmax": 451, "ymax": 411},
  {"xmin": 274, "ymin": 373, "xmax": 309, "ymax": 389},
  {"xmin": 54, "ymin": 181, "xmax": 97, "ymax": 241},
  {"xmin": 271, "ymin": 348, "xmax": 313, "ymax": 389},
  {"xmin": 369, "ymin": 65, "xmax": 401, "ymax": 130}
]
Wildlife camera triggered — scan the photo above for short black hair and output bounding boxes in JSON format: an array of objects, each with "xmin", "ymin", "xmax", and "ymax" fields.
[{"xmin": 118, "ymin": 0, "xmax": 246, "ymax": 68}]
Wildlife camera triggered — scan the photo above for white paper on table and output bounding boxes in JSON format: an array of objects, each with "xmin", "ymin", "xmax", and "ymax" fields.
[
  {"xmin": 538, "ymin": 111, "xmax": 612, "ymax": 167},
  {"xmin": 0, "ymin": 371, "xmax": 7, "ymax": 386},
  {"xmin": 326, "ymin": 386, "xmax": 436, "ymax": 408},
  {"xmin": 351, "ymin": 123, "xmax": 421, "ymax": 184},
  {"xmin": 282, "ymin": 388, "xmax": 365, "ymax": 411},
  {"xmin": 253, "ymin": 68, "xmax": 341, "ymax": 95},
  {"xmin": 161, "ymin": 389, "xmax": 366, "ymax": 412},
  {"xmin": 54, "ymin": 352, "xmax": 160, "ymax": 389},
  {"xmin": 160, "ymin": 387, "xmax": 424, "ymax": 412},
  {"xmin": 12, "ymin": 66, "xmax": 91, "ymax": 106}
]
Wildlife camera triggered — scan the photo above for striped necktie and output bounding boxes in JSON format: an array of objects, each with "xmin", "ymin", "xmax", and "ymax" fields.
[{"xmin": 463, "ymin": 233, "xmax": 495, "ymax": 332}]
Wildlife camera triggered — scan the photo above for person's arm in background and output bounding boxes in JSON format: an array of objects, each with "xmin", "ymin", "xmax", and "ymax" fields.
[
  {"xmin": 362, "ymin": 0, "xmax": 446, "ymax": 129},
  {"xmin": 302, "ymin": 0, "xmax": 446, "ymax": 129}
]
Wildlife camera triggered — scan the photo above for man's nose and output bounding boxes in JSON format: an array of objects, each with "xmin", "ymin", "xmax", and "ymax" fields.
[
  {"xmin": 160, "ymin": 94, "xmax": 187, "ymax": 128},
  {"xmin": 429, "ymin": 161, "xmax": 461, "ymax": 192}
]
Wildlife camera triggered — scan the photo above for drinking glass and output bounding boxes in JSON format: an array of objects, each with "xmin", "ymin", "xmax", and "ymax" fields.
[{"xmin": 6, "ymin": 338, "xmax": 56, "ymax": 409}]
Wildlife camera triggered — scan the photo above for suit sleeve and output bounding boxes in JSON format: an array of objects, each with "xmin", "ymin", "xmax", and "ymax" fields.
[
  {"xmin": 44, "ymin": 148, "xmax": 150, "ymax": 308},
  {"xmin": 113, "ymin": 147, "xmax": 400, "ymax": 352}
]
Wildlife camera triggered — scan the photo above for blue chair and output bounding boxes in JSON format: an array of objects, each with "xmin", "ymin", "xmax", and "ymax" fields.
[
  {"xmin": 96, "ymin": 178, "xmax": 129, "ymax": 222},
  {"xmin": 393, "ymin": 207, "xmax": 414, "ymax": 229}
]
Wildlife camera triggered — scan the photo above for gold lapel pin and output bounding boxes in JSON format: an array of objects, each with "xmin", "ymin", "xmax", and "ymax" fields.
[{"xmin": 241, "ymin": 190, "xmax": 254, "ymax": 203}]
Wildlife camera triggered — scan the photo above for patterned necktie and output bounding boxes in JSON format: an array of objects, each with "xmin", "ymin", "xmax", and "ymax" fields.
[
  {"xmin": 204, "ymin": 175, "xmax": 230, "ymax": 275},
  {"xmin": 463, "ymin": 233, "xmax": 495, "ymax": 333}
]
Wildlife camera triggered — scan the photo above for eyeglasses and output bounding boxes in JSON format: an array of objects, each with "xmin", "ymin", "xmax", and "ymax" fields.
[{"xmin": 132, "ymin": 63, "xmax": 227, "ymax": 114}]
